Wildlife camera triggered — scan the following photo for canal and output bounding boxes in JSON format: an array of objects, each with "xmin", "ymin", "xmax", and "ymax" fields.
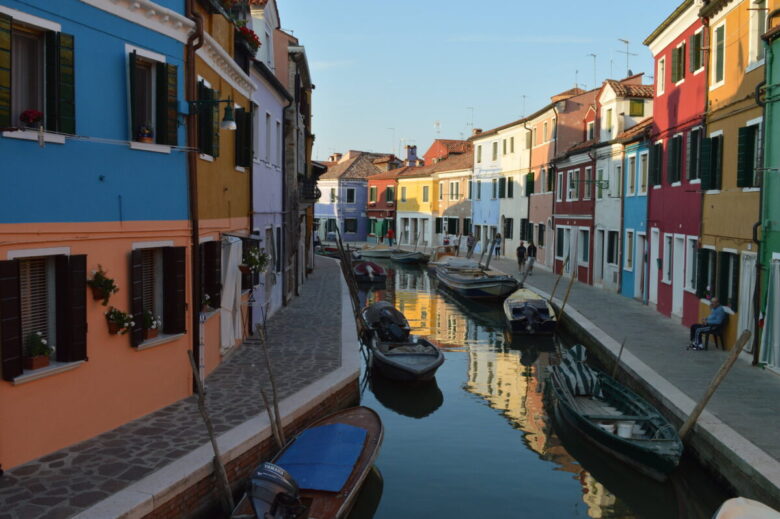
[{"xmin": 349, "ymin": 261, "xmax": 733, "ymax": 519}]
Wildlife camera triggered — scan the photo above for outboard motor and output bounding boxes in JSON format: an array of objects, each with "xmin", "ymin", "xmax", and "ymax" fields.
[
  {"xmin": 249, "ymin": 462, "xmax": 305, "ymax": 519},
  {"xmin": 363, "ymin": 301, "xmax": 411, "ymax": 342}
]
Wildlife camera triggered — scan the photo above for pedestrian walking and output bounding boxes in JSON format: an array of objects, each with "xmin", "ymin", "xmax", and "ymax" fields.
[
  {"xmin": 494, "ymin": 233, "xmax": 502, "ymax": 256},
  {"xmin": 526, "ymin": 241, "xmax": 537, "ymax": 275},
  {"xmin": 516, "ymin": 241, "xmax": 527, "ymax": 271},
  {"xmin": 466, "ymin": 233, "xmax": 476, "ymax": 258}
]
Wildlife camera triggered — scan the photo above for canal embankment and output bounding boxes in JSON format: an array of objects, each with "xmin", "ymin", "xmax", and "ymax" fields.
[
  {"xmin": 0, "ymin": 256, "xmax": 359, "ymax": 519},
  {"xmin": 487, "ymin": 256, "xmax": 780, "ymax": 510}
]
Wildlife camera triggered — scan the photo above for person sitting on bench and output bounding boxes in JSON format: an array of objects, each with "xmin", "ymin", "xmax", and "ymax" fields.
[{"xmin": 689, "ymin": 297, "xmax": 726, "ymax": 350}]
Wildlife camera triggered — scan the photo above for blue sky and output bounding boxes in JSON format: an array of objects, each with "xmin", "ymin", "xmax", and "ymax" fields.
[{"xmin": 279, "ymin": 0, "xmax": 679, "ymax": 161}]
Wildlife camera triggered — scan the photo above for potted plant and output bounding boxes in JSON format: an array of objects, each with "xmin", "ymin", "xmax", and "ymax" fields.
[
  {"xmin": 87, "ymin": 265, "xmax": 119, "ymax": 305},
  {"xmin": 23, "ymin": 332, "xmax": 53, "ymax": 370},
  {"xmin": 105, "ymin": 307, "xmax": 134, "ymax": 335},
  {"xmin": 237, "ymin": 25, "xmax": 261, "ymax": 53},
  {"xmin": 20, "ymin": 109, "xmax": 44, "ymax": 129},
  {"xmin": 137, "ymin": 124, "xmax": 154, "ymax": 143},
  {"xmin": 244, "ymin": 246, "xmax": 269, "ymax": 274},
  {"xmin": 142, "ymin": 309, "xmax": 162, "ymax": 339},
  {"xmin": 202, "ymin": 293, "xmax": 212, "ymax": 312}
]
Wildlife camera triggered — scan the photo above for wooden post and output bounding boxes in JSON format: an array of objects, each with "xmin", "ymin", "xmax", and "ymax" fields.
[
  {"xmin": 187, "ymin": 350, "xmax": 234, "ymax": 513},
  {"xmin": 548, "ymin": 255, "xmax": 569, "ymax": 304},
  {"xmin": 678, "ymin": 330, "xmax": 752, "ymax": 440},
  {"xmin": 556, "ymin": 271, "xmax": 577, "ymax": 320},
  {"xmin": 257, "ymin": 329, "xmax": 285, "ymax": 446},
  {"xmin": 611, "ymin": 338, "xmax": 627, "ymax": 378}
]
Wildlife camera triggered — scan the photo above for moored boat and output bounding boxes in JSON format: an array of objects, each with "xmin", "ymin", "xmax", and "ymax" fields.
[
  {"xmin": 361, "ymin": 301, "xmax": 444, "ymax": 382},
  {"xmin": 434, "ymin": 264, "xmax": 518, "ymax": 301},
  {"xmin": 231, "ymin": 406, "xmax": 383, "ymax": 519},
  {"xmin": 390, "ymin": 250, "xmax": 430, "ymax": 264},
  {"xmin": 503, "ymin": 287, "xmax": 557, "ymax": 334},
  {"xmin": 712, "ymin": 497, "xmax": 780, "ymax": 518},
  {"xmin": 360, "ymin": 244, "xmax": 397, "ymax": 258},
  {"xmin": 353, "ymin": 261, "xmax": 387, "ymax": 284},
  {"xmin": 546, "ymin": 345, "xmax": 683, "ymax": 481}
]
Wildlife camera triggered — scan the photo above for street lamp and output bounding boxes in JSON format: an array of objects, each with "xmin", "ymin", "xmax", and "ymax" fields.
[{"xmin": 189, "ymin": 97, "xmax": 237, "ymax": 130}]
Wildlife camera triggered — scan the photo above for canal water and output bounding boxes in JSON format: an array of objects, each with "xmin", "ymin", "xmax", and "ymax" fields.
[{"xmin": 350, "ymin": 261, "xmax": 733, "ymax": 519}]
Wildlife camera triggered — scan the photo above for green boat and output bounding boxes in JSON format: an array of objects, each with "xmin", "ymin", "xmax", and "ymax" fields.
[{"xmin": 546, "ymin": 345, "xmax": 683, "ymax": 481}]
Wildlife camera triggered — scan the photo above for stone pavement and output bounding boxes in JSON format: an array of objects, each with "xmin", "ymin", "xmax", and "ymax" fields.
[
  {"xmin": 487, "ymin": 256, "xmax": 780, "ymax": 461},
  {"xmin": 0, "ymin": 256, "xmax": 343, "ymax": 519}
]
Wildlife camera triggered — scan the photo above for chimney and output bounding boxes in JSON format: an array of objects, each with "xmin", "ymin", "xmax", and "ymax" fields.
[
  {"xmin": 471, "ymin": 128, "xmax": 482, "ymax": 136},
  {"xmin": 404, "ymin": 145, "xmax": 418, "ymax": 166},
  {"xmin": 329, "ymin": 153, "xmax": 343, "ymax": 162}
]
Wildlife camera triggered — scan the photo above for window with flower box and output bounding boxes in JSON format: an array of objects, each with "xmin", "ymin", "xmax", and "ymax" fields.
[
  {"xmin": 129, "ymin": 247, "xmax": 185, "ymax": 347},
  {"xmin": 197, "ymin": 79, "xmax": 219, "ymax": 157},
  {"xmin": 128, "ymin": 47, "xmax": 178, "ymax": 146},
  {"xmin": 0, "ymin": 254, "xmax": 86, "ymax": 380}
]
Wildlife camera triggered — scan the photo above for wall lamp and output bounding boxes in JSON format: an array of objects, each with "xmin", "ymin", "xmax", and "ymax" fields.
[{"xmin": 189, "ymin": 97, "xmax": 237, "ymax": 131}]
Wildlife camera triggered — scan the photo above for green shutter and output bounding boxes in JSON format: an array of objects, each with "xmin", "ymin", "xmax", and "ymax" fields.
[
  {"xmin": 435, "ymin": 218, "xmax": 442, "ymax": 234},
  {"xmin": 526, "ymin": 172, "xmax": 535, "ymax": 196},
  {"xmin": 234, "ymin": 107, "xmax": 246, "ymax": 166},
  {"xmin": 0, "ymin": 14, "xmax": 11, "ymax": 128},
  {"xmin": 696, "ymin": 248, "xmax": 707, "ymax": 298},
  {"xmin": 156, "ymin": 62, "xmax": 178, "ymax": 146},
  {"xmin": 129, "ymin": 51, "xmax": 138, "ymax": 139},
  {"xmin": 197, "ymin": 81, "xmax": 212, "ymax": 155},
  {"xmin": 211, "ymin": 88, "xmax": 220, "ymax": 158},
  {"xmin": 46, "ymin": 32, "xmax": 75, "ymax": 134},
  {"xmin": 737, "ymin": 126, "xmax": 756, "ymax": 187},
  {"xmin": 731, "ymin": 254, "xmax": 740, "ymax": 311},
  {"xmin": 699, "ymin": 137, "xmax": 713, "ymax": 190},
  {"xmin": 714, "ymin": 135, "xmax": 723, "ymax": 189},
  {"xmin": 498, "ymin": 177, "xmax": 506, "ymax": 198},
  {"xmin": 507, "ymin": 177, "xmax": 514, "ymax": 198}
]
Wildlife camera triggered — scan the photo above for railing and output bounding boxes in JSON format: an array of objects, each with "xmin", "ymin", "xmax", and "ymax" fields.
[{"xmin": 299, "ymin": 178, "xmax": 321, "ymax": 201}]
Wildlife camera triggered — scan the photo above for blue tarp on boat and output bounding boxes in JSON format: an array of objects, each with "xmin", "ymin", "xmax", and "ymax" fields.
[{"xmin": 276, "ymin": 424, "xmax": 367, "ymax": 492}]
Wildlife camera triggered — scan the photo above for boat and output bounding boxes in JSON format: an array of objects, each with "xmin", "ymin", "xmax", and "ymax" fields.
[
  {"xmin": 231, "ymin": 406, "xmax": 383, "ymax": 519},
  {"xmin": 503, "ymin": 287, "xmax": 557, "ymax": 334},
  {"xmin": 359, "ymin": 244, "xmax": 397, "ymax": 258},
  {"xmin": 434, "ymin": 263, "xmax": 519, "ymax": 301},
  {"xmin": 546, "ymin": 344, "xmax": 683, "ymax": 481},
  {"xmin": 712, "ymin": 497, "xmax": 780, "ymax": 519},
  {"xmin": 426, "ymin": 253, "xmax": 478, "ymax": 273},
  {"xmin": 361, "ymin": 301, "xmax": 445, "ymax": 382},
  {"xmin": 316, "ymin": 246, "xmax": 361, "ymax": 260},
  {"xmin": 353, "ymin": 261, "xmax": 387, "ymax": 284},
  {"xmin": 390, "ymin": 250, "xmax": 430, "ymax": 264}
]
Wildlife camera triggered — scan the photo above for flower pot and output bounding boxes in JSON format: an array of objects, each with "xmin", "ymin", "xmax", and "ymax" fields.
[
  {"xmin": 108, "ymin": 321, "xmax": 122, "ymax": 335},
  {"xmin": 24, "ymin": 355, "xmax": 50, "ymax": 370},
  {"xmin": 145, "ymin": 328, "xmax": 159, "ymax": 340},
  {"xmin": 139, "ymin": 136, "xmax": 154, "ymax": 143},
  {"xmin": 239, "ymin": 264, "xmax": 251, "ymax": 274},
  {"xmin": 91, "ymin": 286, "xmax": 107, "ymax": 302}
]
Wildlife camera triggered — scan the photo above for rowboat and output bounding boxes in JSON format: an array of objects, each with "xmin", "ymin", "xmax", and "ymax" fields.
[
  {"xmin": 231, "ymin": 406, "xmax": 383, "ymax": 519},
  {"xmin": 390, "ymin": 250, "xmax": 430, "ymax": 264},
  {"xmin": 353, "ymin": 261, "xmax": 387, "ymax": 284},
  {"xmin": 434, "ymin": 264, "xmax": 519, "ymax": 301},
  {"xmin": 546, "ymin": 345, "xmax": 683, "ymax": 481},
  {"xmin": 712, "ymin": 497, "xmax": 780, "ymax": 518},
  {"xmin": 361, "ymin": 301, "xmax": 444, "ymax": 382},
  {"xmin": 503, "ymin": 287, "xmax": 557, "ymax": 334},
  {"xmin": 360, "ymin": 244, "xmax": 397, "ymax": 258}
]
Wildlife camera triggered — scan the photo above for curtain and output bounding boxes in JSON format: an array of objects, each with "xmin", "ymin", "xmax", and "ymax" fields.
[
  {"xmin": 760, "ymin": 261, "xmax": 780, "ymax": 370},
  {"xmin": 220, "ymin": 236, "xmax": 243, "ymax": 353},
  {"xmin": 738, "ymin": 254, "xmax": 756, "ymax": 353}
]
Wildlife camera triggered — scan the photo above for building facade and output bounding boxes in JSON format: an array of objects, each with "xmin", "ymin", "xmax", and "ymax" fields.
[
  {"xmin": 470, "ymin": 130, "xmax": 503, "ymax": 255},
  {"xmin": 396, "ymin": 166, "xmax": 436, "ymax": 247},
  {"xmin": 432, "ymin": 149, "xmax": 474, "ymax": 250}
]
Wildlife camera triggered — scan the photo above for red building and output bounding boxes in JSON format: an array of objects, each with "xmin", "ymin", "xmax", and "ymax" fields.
[
  {"xmin": 367, "ymin": 167, "xmax": 407, "ymax": 242},
  {"xmin": 423, "ymin": 139, "xmax": 471, "ymax": 166},
  {"xmin": 644, "ymin": 3, "xmax": 706, "ymax": 325}
]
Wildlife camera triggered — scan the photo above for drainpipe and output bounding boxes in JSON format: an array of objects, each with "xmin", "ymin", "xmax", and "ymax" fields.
[{"xmin": 185, "ymin": 0, "xmax": 204, "ymax": 390}]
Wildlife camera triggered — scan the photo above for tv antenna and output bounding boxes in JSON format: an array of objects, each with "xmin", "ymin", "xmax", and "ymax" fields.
[
  {"xmin": 466, "ymin": 107, "xmax": 474, "ymax": 129},
  {"xmin": 617, "ymin": 39, "xmax": 638, "ymax": 77},
  {"xmin": 587, "ymin": 53, "xmax": 597, "ymax": 89},
  {"xmin": 434, "ymin": 120, "xmax": 441, "ymax": 135}
]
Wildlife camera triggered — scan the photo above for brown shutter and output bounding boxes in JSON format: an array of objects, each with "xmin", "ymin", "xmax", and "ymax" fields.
[
  {"xmin": 0, "ymin": 260, "xmax": 22, "ymax": 380},
  {"xmin": 156, "ymin": 62, "xmax": 177, "ymax": 146},
  {"xmin": 55, "ymin": 255, "xmax": 87, "ymax": 362},
  {"xmin": 0, "ymin": 14, "xmax": 11, "ymax": 128},
  {"xmin": 203, "ymin": 241, "xmax": 221, "ymax": 309},
  {"xmin": 130, "ymin": 249, "xmax": 144, "ymax": 347},
  {"xmin": 163, "ymin": 246, "xmax": 186, "ymax": 334}
]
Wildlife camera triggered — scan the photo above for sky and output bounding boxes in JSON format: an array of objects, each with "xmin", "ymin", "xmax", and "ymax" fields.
[{"xmin": 278, "ymin": 0, "xmax": 681, "ymax": 161}]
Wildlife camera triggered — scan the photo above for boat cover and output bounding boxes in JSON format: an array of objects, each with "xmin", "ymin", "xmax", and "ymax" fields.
[
  {"xmin": 557, "ymin": 345, "xmax": 603, "ymax": 398},
  {"xmin": 276, "ymin": 423, "xmax": 367, "ymax": 492},
  {"xmin": 363, "ymin": 302, "xmax": 411, "ymax": 341}
]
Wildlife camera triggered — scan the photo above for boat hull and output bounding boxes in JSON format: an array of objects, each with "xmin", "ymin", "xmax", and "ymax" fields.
[
  {"xmin": 503, "ymin": 288, "xmax": 557, "ymax": 334},
  {"xmin": 369, "ymin": 337, "xmax": 444, "ymax": 382},
  {"xmin": 435, "ymin": 267, "xmax": 518, "ymax": 300},
  {"xmin": 390, "ymin": 252, "xmax": 429, "ymax": 264},
  {"xmin": 360, "ymin": 249, "xmax": 395, "ymax": 258}
]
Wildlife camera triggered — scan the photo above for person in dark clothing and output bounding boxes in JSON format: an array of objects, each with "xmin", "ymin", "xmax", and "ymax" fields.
[
  {"xmin": 516, "ymin": 242, "xmax": 527, "ymax": 271},
  {"xmin": 526, "ymin": 241, "xmax": 537, "ymax": 275}
]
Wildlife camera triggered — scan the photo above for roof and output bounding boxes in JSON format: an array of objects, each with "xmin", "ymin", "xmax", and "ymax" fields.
[
  {"xmin": 433, "ymin": 139, "xmax": 472, "ymax": 154},
  {"xmin": 700, "ymin": 0, "xmax": 730, "ymax": 19},
  {"xmin": 396, "ymin": 164, "xmax": 437, "ymax": 180},
  {"xmin": 644, "ymin": 0, "xmax": 694, "ymax": 46},
  {"xmin": 318, "ymin": 151, "xmax": 390, "ymax": 180},
  {"xmin": 431, "ymin": 149, "xmax": 474, "ymax": 174},
  {"xmin": 369, "ymin": 166, "xmax": 414, "ymax": 181},
  {"xmin": 372, "ymin": 155, "xmax": 397, "ymax": 165},
  {"xmin": 604, "ymin": 79, "xmax": 654, "ymax": 99},
  {"xmin": 616, "ymin": 117, "xmax": 654, "ymax": 143}
]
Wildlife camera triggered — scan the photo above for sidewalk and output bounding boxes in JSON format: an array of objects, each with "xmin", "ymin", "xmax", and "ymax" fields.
[
  {"xmin": 489, "ymin": 256, "xmax": 780, "ymax": 506},
  {"xmin": 0, "ymin": 256, "xmax": 354, "ymax": 519}
]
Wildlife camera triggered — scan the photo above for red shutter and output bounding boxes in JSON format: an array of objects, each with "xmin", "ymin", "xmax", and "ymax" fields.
[
  {"xmin": 0, "ymin": 260, "xmax": 23, "ymax": 380},
  {"xmin": 163, "ymin": 246, "xmax": 186, "ymax": 334},
  {"xmin": 55, "ymin": 255, "xmax": 87, "ymax": 362},
  {"xmin": 130, "ymin": 250, "xmax": 144, "ymax": 347}
]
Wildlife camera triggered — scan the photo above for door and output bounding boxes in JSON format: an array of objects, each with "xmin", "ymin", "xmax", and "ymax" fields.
[
  {"xmin": 650, "ymin": 228, "xmax": 659, "ymax": 304},
  {"xmin": 672, "ymin": 235, "xmax": 684, "ymax": 316},
  {"xmin": 595, "ymin": 229, "xmax": 605, "ymax": 283},
  {"xmin": 738, "ymin": 253, "xmax": 757, "ymax": 353},
  {"xmin": 636, "ymin": 233, "xmax": 646, "ymax": 300}
]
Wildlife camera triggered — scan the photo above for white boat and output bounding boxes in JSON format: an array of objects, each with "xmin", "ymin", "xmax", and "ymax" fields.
[
  {"xmin": 434, "ymin": 264, "xmax": 519, "ymax": 301},
  {"xmin": 390, "ymin": 250, "xmax": 430, "ymax": 264},
  {"xmin": 503, "ymin": 287, "xmax": 557, "ymax": 334},
  {"xmin": 360, "ymin": 244, "xmax": 397, "ymax": 258},
  {"xmin": 712, "ymin": 497, "xmax": 780, "ymax": 518}
]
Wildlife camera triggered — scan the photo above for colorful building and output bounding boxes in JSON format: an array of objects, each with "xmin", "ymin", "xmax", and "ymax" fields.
[
  {"xmin": 432, "ymin": 147, "xmax": 474, "ymax": 249},
  {"xmin": 396, "ymin": 164, "xmax": 436, "ymax": 247},
  {"xmin": 366, "ymin": 160, "xmax": 403, "ymax": 244},
  {"xmin": 644, "ymin": 0, "xmax": 707, "ymax": 326},
  {"xmin": 470, "ymin": 129, "xmax": 503, "ymax": 254},
  {"xmin": 0, "ymin": 0, "xmax": 190, "ymax": 469}
]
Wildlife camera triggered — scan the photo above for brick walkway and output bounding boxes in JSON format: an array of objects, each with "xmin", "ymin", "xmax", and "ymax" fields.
[{"xmin": 0, "ymin": 257, "xmax": 343, "ymax": 519}]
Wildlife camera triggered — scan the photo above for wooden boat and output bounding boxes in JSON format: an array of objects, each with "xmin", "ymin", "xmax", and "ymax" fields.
[
  {"xmin": 426, "ymin": 254, "xmax": 478, "ymax": 273},
  {"xmin": 434, "ymin": 264, "xmax": 518, "ymax": 301},
  {"xmin": 390, "ymin": 250, "xmax": 429, "ymax": 264},
  {"xmin": 359, "ymin": 244, "xmax": 397, "ymax": 258},
  {"xmin": 231, "ymin": 406, "xmax": 383, "ymax": 519},
  {"xmin": 546, "ymin": 344, "xmax": 683, "ymax": 481},
  {"xmin": 503, "ymin": 287, "xmax": 557, "ymax": 334},
  {"xmin": 353, "ymin": 261, "xmax": 387, "ymax": 284},
  {"xmin": 712, "ymin": 497, "xmax": 780, "ymax": 518},
  {"xmin": 317, "ymin": 246, "xmax": 361, "ymax": 260},
  {"xmin": 361, "ymin": 301, "xmax": 444, "ymax": 382}
]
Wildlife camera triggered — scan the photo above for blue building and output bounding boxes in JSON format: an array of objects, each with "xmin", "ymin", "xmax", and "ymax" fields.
[
  {"xmin": 619, "ymin": 119, "xmax": 653, "ymax": 301},
  {"xmin": 469, "ymin": 132, "xmax": 502, "ymax": 254}
]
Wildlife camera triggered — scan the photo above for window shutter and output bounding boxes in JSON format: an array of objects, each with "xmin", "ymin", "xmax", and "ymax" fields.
[
  {"xmin": 55, "ymin": 255, "xmax": 87, "ymax": 362},
  {"xmin": 685, "ymin": 132, "xmax": 692, "ymax": 180},
  {"xmin": 680, "ymin": 42, "xmax": 686, "ymax": 79},
  {"xmin": 198, "ymin": 81, "xmax": 213, "ymax": 155},
  {"xmin": 163, "ymin": 246, "xmax": 186, "ymax": 334},
  {"xmin": 731, "ymin": 255, "xmax": 740, "ymax": 311},
  {"xmin": 498, "ymin": 178, "xmax": 506, "ymax": 198},
  {"xmin": 203, "ymin": 240, "xmax": 221, "ymax": 309},
  {"xmin": 243, "ymin": 108, "xmax": 253, "ymax": 167},
  {"xmin": 507, "ymin": 178, "xmax": 514, "ymax": 198},
  {"xmin": 713, "ymin": 135, "xmax": 723, "ymax": 189},
  {"xmin": 737, "ymin": 126, "xmax": 755, "ymax": 187},
  {"xmin": 45, "ymin": 31, "xmax": 76, "ymax": 134},
  {"xmin": 234, "ymin": 107, "xmax": 246, "ymax": 167},
  {"xmin": 156, "ymin": 62, "xmax": 178, "ymax": 146},
  {"xmin": 696, "ymin": 249, "xmax": 708, "ymax": 298},
  {"xmin": 699, "ymin": 138, "xmax": 713, "ymax": 189},
  {"xmin": 0, "ymin": 260, "xmax": 22, "ymax": 381},
  {"xmin": 129, "ymin": 250, "xmax": 144, "ymax": 347},
  {"xmin": 526, "ymin": 172, "xmax": 535, "ymax": 196},
  {"xmin": 129, "ymin": 51, "xmax": 139, "ymax": 139},
  {"xmin": 211, "ymin": 88, "xmax": 221, "ymax": 158},
  {"xmin": 689, "ymin": 35, "xmax": 696, "ymax": 72},
  {"xmin": 671, "ymin": 47, "xmax": 678, "ymax": 83},
  {"xmin": 0, "ymin": 14, "xmax": 11, "ymax": 128},
  {"xmin": 435, "ymin": 218, "xmax": 442, "ymax": 234},
  {"xmin": 717, "ymin": 251, "xmax": 729, "ymax": 304}
]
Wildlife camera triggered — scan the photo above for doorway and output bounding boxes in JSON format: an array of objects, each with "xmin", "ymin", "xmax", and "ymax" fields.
[
  {"xmin": 672, "ymin": 235, "xmax": 684, "ymax": 316},
  {"xmin": 650, "ymin": 228, "xmax": 659, "ymax": 305},
  {"xmin": 636, "ymin": 233, "xmax": 646, "ymax": 301}
]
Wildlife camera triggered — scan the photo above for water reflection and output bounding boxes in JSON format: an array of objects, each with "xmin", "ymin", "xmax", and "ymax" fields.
[
  {"xmin": 368, "ymin": 371, "xmax": 443, "ymax": 419},
  {"xmin": 346, "ymin": 465, "xmax": 384, "ymax": 519}
]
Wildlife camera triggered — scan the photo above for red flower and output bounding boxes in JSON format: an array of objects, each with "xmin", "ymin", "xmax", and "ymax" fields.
[
  {"xmin": 239, "ymin": 26, "xmax": 261, "ymax": 50},
  {"xmin": 20, "ymin": 110, "xmax": 44, "ymax": 125}
]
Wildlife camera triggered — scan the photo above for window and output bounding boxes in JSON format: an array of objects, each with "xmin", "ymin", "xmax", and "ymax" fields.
[
  {"xmin": 476, "ymin": 180, "xmax": 482, "ymax": 200},
  {"xmin": 477, "ymin": 145, "xmax": 482, "ymax": 163},
  {"xmin": 449, "ymin": 181, "xmax": 460, "ymax": 200},
  {"xmin": 567, "ymin": 170, "xmax": 578, "ymax": 201},
  {"xmin": 346, "ymin": 188, "xmax": 355, "ymax": 204},
  {"xmin": 663, "ymin": 235, "xmax": 673, "ymax": 283},
  {"xmin": 543, "ymin": 122, "xmax": 549, "ymax": 142},
  {"xmin": 703, "ymin": 133, "xmax": 724, "ymax": 190},
  {"xmin": 423, "ymin": 185, "xmax": 429, "ymax": 202},
  {"xmin": 639, "ymin": 152, "xmax": 649, "ymax": 194},
  {"xmin": 468, "ymin": 180, "xmax": 473, "ymax": 200},
  {"xmin": 627, "ymin": 156, "xmax": 636, "ymax": 195},
  {"xmin": 691, "ymin": 30, "xmax": 704, "ymax": 71},
  {"xmin": 196, "ymin": 80, "xmax": 220, "ymax": 156},
  {"xmin": 556, "ymin": 171, "xmax": 564, "ymax": 201},
  {"xmin": 510, "ymin": 137, "xmax": 515, "ymax": 153},
  {"xmin": 439, "ymin": 182, "xmax": 444, "ymax": 200},
  {"xmin": 613, "ymin": 164, "xmax": 622, "ymax": 197},
  {"xmin": 538, "ymin": 224, "xmax": 545, "ymax": 247},
  {"xmin": 657, "ymin": 57, "xmax": 666, "ymax": 96},
  {"xmin": 369, "ymin": 186, "xmax": 377, "ymax": 202},
  {"xmin": 386, "ymin": 186, "xmax": 395, "ymax": 202},
  {"xmin": 344, "ymin": 218, "xmax": 357, "ymax": 234},
  {"xmin": 504, "ymin": 218, "xmax": 514, "ymax": 239},
  {"xmin": 737, "ymin": 123, "xmax": 761, "ymax": 188},
  {"xmin": 234, "ymin": 106, "xmax": 253, "ymax": 167},
  {"xmin": 0, "ymin": 15, "xmax": 76, "ymax": 134},
  {"xmin": 491, "ymin": 179, "xmax": 497, "ymax": 199},
  {"xmin": 502, "ymin": 139, "xmax": 507, "ymax": 155},
  {"xmin": 519, "ymin": 218, "xmax": 529, "ymax": 240},
  {"xmin": 401, "ymin": 186, "xmax": 407, "ymax": 202},
  {"xmin": 605, "ymin": 108, "xmax": 613, "ymax": 132},
  {"xmin": 129, "ymin": 49, "xmax": 177, "ymax": 146},
  {"xmin": 463, "ymin": 218, "xmax": 471, "ymax": 235},
  {"xmin": 498, "ymin": 177, "xmax": 506, "ymax": 198},
  {"xmin": 667, "ymin": 134, "xmax": 683, "ymax": 183},
  {"xmin": 19, "ymin": 257, "xmax": 56, "ymax": 355},
  {"xmin": 685, "ymin": 237, "xmax": 698, "ymax": 292},
  {"xmin": 492, "ymin": 141, "xmax": 498, "ymax": 161},
  {"xmin": 556, "ymin": 227, "xmax": 565, "ymax": 259},
  {"xmin": 750, "ymin": 0, "xmax": 767, "ymax": 64},
  {"xmin": 649, "ymin": 142, "xmax": 663, "ymax": 186},
  {"xmin": 579, "ymin": 229, "xmax": 590, "ymax": 264},
  {"xmin": 587, "ymin": 121, "xmax": 595, "ymax": 140},
  {"xmin": 713, "ymin": 24, "xmax": 725, "ymax": 85},
  {"xmin": 584, "ymin": 167, "xmax": 593, "ymax": 200},
  {"xmin": 695, "ymin": 248, "xmax": 717, "ymax": 299},
  {"xmin": 629, "ymin": 100, "xmax": 644, "ymax": 117},
  {"xmin": 688, "ymin": 128, "xmax": 702, "ymax": 181},
  {"xmin": 607, "ymin": 231, "xmax": 619, "ymax": 265},
  {"xmin": 596, "ymin": 169, "xmax": 604, "ymax": 199},
  {"xmin": 526, "ymin": 131, "xmax": 532, "ymax": 149},
  {"xmin": 625, "ymin": 230, "xmax": 635, "ymax": 270},
  {"xmin": 447, "ymin": 217, "xmax": 460, "ymax": 235},
  {"xmin": 671, "ymin": 41, "xmax": 686, "ymax": 83},
  {"xmin": 718, "ymin": 251, "xmax": 740, "ymax": 310}
]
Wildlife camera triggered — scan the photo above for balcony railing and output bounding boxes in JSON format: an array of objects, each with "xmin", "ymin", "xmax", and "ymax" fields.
[{"xmin": 299, "ymin": 178, "xmax": 321, "ymax": 202}]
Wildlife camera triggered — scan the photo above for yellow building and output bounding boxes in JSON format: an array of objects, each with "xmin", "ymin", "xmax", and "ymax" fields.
[
  {"xmin": 698, "ymin": 0, "xmax": 776, "ymax": 347},
  {"xmin": 396, "ymin": 166, "xmax": 437, "ymax": 246}
]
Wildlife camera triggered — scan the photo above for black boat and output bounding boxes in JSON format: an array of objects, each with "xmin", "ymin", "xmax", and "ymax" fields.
[
  {"xmin": 360, "ymin": 301, "xmax": 444, "ymax": 382},
  {"xmin": 353, "ymin": 261, "xmax": 387, "ymax": 284},
  {"xmin": 546, "ymin": 345, "xmax": 683, "ymax": 481}
]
